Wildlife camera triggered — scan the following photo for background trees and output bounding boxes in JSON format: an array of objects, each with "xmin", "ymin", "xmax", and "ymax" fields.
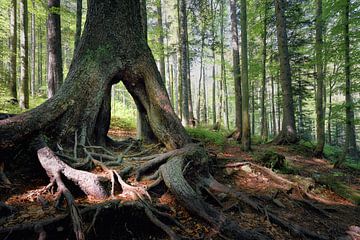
[{"xmin": 0, "ymin": 0, "xmax": 359, "ymax": 159}]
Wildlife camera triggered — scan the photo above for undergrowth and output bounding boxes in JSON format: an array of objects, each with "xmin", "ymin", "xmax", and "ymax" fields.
[{"xmin": 186, "ymin": 126, "xmax": 228, "ymax": 146}]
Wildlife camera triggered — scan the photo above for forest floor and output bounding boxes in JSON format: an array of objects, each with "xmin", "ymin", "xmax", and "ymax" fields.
[{"xmin": 0, "ymin": 127, "xmax": 359, "ymax": 240}]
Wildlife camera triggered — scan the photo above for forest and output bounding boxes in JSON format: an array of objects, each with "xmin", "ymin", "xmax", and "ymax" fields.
[{"xmin": 0, "ymin": 0, "xmax": 359, "ymax": 239}]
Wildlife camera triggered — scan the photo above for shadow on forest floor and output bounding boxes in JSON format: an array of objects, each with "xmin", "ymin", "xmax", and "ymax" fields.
[{"xmin": 1, "ymin": 127, "xmax": 360, "ymax": 240}]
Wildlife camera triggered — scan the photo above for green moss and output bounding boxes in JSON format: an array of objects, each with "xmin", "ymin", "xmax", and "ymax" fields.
[
  {"xmin": 253, "ymin": 149, "xmax": 300, "ymax": 174},
  {"xmin": 186, "ymin": 127, "xmax": 228, "ymax": 146}
]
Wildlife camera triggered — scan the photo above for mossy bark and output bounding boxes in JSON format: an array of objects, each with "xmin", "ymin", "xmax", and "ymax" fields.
[{"xmin": 0, "ymin": 0, "xmax": 190, "ymax": 152}]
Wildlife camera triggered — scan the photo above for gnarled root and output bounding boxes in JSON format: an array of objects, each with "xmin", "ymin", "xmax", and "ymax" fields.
[{"xmin": 133, "ymin": 145, "xmax": 270, "ymax": 239}]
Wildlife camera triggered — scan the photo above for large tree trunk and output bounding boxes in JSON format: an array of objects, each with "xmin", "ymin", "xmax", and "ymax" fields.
[
  {"xmin": 211, "ymin": 0, "xmax": 216, "ymax": 126},
  {"xmin": 47, "ymin": 0, "xmax": 63, "ymax": 99},
  {"xmin": 314, "ymin": 0, "xmax": 325, "ymax": 157},
  {"xmin": 230, "ymin": 0, "xmax": 242, "ymax": 140},
  {"xmin": 240, "ymin": 0, "xmax": 251, "ymax": 151},
  {"xmin": 342, "ymin": 0, "xmax": 358, "ymax": 159},
  {"xmin": 19, "ymin": 0, "xmax": 29, "ymax": 109},
  {"xmin": 273, "ymin": 0, "xmax": 298, "ymax": 144},
  {"xmin": 179, "ymin": 0, "xmax": 189, "ymax": 126},
  {"xmin": 9, "ymin": 0, "xmax": 17, "ymax": 101},
  {"xmin": 260, "ymin": 1, "xmax": 268, "ymax": 142}
]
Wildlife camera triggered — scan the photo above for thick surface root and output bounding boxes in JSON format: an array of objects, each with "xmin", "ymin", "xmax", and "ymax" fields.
[{"xmin": 0, "ymin": 200, "xmax": 181, "ymax": 240}]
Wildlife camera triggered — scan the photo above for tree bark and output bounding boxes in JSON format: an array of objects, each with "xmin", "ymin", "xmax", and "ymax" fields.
[
  {"xmin": 314, "ymin": 0, "xmax": 325, "ymax": 157},
  {"xmin": 31, "ymin": 1, "xmax": 36, "ymax": 97},
  {"xmin": 74, "ymin": 0, "xmax": 82, "ymax": 51},
  {"xmin": 202, "ymin": 65, "xmax": 207, "ymax": 124},
  {"xmin": 240, "ymin": 0, "xmax": 251, "ymax": 151},
  {"xmin": 342, "ymin": 0, "xmax": 358, "ymax": 159},
  {"xmin": 47, "ymin": 0, "xmax": 63, "ymax": 99},
  {"xmin": 230, "ymin": 0, "xmax": 242, "ymax": 139},
  {"xmin": 179, "ymin": 0, "xmax": 189, "ymax": 126},
  {"xmin": 19, "ymin": 0, "xmax": 29, "ymax": 109},
  {"xmin": 273, "ymin": 0, "xmax": 298, "ymax": 144},
  {"xmin": 260, "ymin": 0, "xmax": 268, "ymax": 142},
  {"xmin": 9, "ymin": 0, "xmax": 17, "ymax": 101},
  {"xmin": 157, "ymin": 0, "xmax": 165, "ymax": 84},
  {"xmin": 220, "ymin": 0, "xmax": 229, "ymax": 129},
  {"xmin": 211, "ymin": 0, "xmax": 216, "ymax": 126}
]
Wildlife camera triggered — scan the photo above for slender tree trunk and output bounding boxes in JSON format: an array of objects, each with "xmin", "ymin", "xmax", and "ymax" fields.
[
  {"xmin": 9, "ymin": 0, "xmax": 17, "ymax": 101},
  {"xmin": 260, "ymin": 1, "xmax": 268, "ymax": 141},
  {"xmin": 274, "ymin": 0, "xmax": 297, "ymax": 144},
  {"xmin": 157, "ymin": 0, "xmax": 165, "ymax": 84},
  {"xmin": 271, "ymin": 74, "xmax": 277, "ymax": 135},
  {"xmin": 197, "ymin": 34, "xmax": 204, "ymax": 123},
  {"xmin": 74, "ymin": 0, "xmax": 82, "ymax": 51},
  {"xmin": 251, "ymin": 79, "xmax": 255, "ymax": 136},
  {"xmin": 202, "ymin": 65, "xmax": 207, "ymax": 124},
  {"xmin": 19, "ymin": 0, "xmax": 29, "ymax": 109},
  {"xmin": 173, "ymin": 54, "xmax": 179, "ymax": 115},
  {"xmin": 277, "ymin": 74, "xmax": 281, "ymax": 132},
  {"xmin": 170, "ymin": 64, "xmax": 174, "ymax": 106},
  {"xmin": 179, "ymin": 0, "xmax": 189, "ymax": 126},
  {"xmin": 211, "ymin": 0, "xmax": 216, "ymax": 126},
  {"xmin": 240, "ymin": 0, "xmax": 250, "ymax": 151},
  {"xmin": 230, "ymin": 0, "xmax": 242, "ymax": 138},
  {"xmin": 31, "ymin": 1, "xmax": 36, "ymax": 97},
  {"xmin": 314, "ymin": 0, "xmax": 325, "ymax": 157},
  {"xmin": 220, "ymin": 0, "xmax": 228, "ymax": 129},
  {"xmin": 47, "ymin": 0, "xmax": 63, "ymax": 99},
  {"xmin": 37, "ymin": 20, "xmax": 43, "ymax": 91},
  {"xmin": 342, "ymin": 0, "xmax": 358, "ymax": 159},
  {"xmin": 187, "ymin": 44, "xmax": 194, "ymax": 125}
]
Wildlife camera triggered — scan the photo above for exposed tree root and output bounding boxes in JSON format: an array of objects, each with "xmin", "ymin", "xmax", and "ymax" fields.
[
  {"xmin": 211, "ymin": 163, "xmax": 330, "ymax": 239},
  {"xmin": 157, "ymin": 147, "xmax": 270, "ymax": 240},
  {"xmin": 135, "ymin": 144, "xmax": 198, "ymax": 181},
  {"xmin": 0, "ymin": 200, "xmax": 185, "ymax": 240}
]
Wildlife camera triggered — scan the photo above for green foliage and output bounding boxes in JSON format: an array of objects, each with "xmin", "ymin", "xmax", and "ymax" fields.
[
  {"xmin": 110, "ymin": 116, "xmax": 136, "ymax": 131},
  {"xmin": 186, "ymin": 126, "xmax": 227, "ymax": 146}
]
